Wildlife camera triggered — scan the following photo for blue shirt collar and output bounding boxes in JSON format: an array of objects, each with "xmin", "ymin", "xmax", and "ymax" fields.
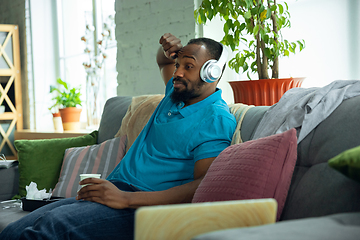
[{"xmin": 177, "ymin": 88, "xmax": 223, "ymax": 117}]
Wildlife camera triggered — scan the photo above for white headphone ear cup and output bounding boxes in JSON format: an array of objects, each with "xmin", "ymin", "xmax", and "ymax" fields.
[
  {"xmin": 209, "ymin": 64, "xmax": 222, "ymax": 80},
  {"xmin": 200, "ymin": 43, "xmax": 228, "ymax": 83},
  {"xmin": 200, "ymin": 59, "xmax": 218, "ymax": 83}
]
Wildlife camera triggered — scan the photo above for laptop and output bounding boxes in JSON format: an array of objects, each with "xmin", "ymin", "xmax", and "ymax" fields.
[{"xmin": 135, "ymin": 198, "xmax": 277, "ymax": 240}]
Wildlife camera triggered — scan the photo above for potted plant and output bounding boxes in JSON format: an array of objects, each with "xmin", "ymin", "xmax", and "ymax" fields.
[
  {"xmin": 50, "ymin": 78, "xmax": 82, "ymax": 130},
  {"xmin": 195, "ymin": 0, "xmax": 306, "ymax": 105}
]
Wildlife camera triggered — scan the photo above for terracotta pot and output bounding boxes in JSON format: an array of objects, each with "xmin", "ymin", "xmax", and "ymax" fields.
[
  {"xmin": 59, "ymin": 107, "xmax": 82, "ymax": 130},
  {"xmin": 229, "ymin": 77, "xmax": 305, "ymax": 106}
]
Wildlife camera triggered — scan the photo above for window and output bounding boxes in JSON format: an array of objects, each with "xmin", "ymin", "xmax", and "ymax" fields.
[
  {"xmin": 57, "ymin": 0, "xmax": 117, "ymax": 128},
  {"xmin": 27, "ymin": 0, "xmax": 117, "ymax": 130}
]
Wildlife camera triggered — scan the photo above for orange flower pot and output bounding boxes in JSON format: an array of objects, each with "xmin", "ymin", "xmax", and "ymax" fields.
[
  {"xmin": 229, "ymin": 77, "xmax": 305, "ymax": 106},
  {"xmin": 59, "ymin": 107, "xmax": 82, "ymax": 130}
]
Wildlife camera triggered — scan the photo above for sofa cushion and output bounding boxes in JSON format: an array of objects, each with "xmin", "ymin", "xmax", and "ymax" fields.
[
  {"xmin": 281, "ymin": 95, "xmax": 360, "ymax": 220},
  {"xmin": 192, "ymin": 212, "xmax": 360, "ymax": 240},
  {"xmin": 328, "ymin": 145, "xmax": 360, "ymax": 183},
  {"xmin": 97, "ymin": 96, "xmax": 132, "ymax": 144},
  {"xmin": 228, "ymin": 103, "xmax": 254, "ymax": 144},
  {"xmin": 14, "ymin": 131, "xmax": 98, "ymax": 198},
  {"xmin": 52, "ymin": 135, "xmax": 127, "ymax": 198},
  {"xmin": 192, "ymin": 128, "xmax": 297, "ymax": 221},
  {"xmin": 0, "ymin": 201, "xmax": 29, "ymax": 233},
  {"xmin": 240, "ymin": 106, "xmax": 270, "ymax": 142}
]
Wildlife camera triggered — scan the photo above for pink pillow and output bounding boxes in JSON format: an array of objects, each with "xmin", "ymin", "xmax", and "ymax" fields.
[
  {"xmin": 53, "ymin": 135, "xmax": 127, "ymax": 198},
  {"xmin": 192, "ymin": 128, "xmax": 297, "ymax": 221}
]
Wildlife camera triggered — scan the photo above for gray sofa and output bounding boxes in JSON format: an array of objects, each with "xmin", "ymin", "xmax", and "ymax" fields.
[{"xmin": 1, "ymin": 94, "xmax": 360, "ymax": 239}]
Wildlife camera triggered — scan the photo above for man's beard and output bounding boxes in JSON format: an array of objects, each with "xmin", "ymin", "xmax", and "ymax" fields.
[{"xmin": 170, "ymin": 78, "xmax": 205, "ymax": 103}]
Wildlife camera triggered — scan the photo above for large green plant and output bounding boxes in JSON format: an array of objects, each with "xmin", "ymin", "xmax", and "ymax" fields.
[
  {"xmin": 195, "ymin": 0, "xmax": 305, "ymax": 80},
  {"xmin": 49, "ymin": 78, "xmax": 82, "ymax": 109}
]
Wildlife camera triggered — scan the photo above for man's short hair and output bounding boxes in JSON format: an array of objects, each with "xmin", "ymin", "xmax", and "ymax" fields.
[
  {"xmin": 187, "ymin": 38, "xmax": 226, "ymax": 81},
  {"xmin": 187, "ymin": 38, "xmax": 222, "ymax": 61}
]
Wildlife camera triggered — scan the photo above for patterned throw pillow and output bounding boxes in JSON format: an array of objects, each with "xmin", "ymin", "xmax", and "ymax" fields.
[
  {"xmin": 52, "ymin": 135, "xmax": 127, "ymax": 198},
  {"xmin": 192, "ymin": 128, "xmax": 298, "ymax": 221}
]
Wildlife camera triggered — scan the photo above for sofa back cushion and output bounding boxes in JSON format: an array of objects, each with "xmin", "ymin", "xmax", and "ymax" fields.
[
  {"xmin": 240, "ymin": 106, "xmax": 270, "ymax": 142},
  {"xmin": 280, "ymin": 95, "xmax": 360, "ymax": 220},
  {"xmin": 97, "ymin": 96, "xmax": 132, "ymax": 144},
  {"xmin": 0, "ymin": 166, "xmax": 19, "ymax": 201}
]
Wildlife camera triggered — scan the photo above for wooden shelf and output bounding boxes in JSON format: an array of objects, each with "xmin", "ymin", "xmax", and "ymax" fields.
[
  {"xmin": 14, "ymin": 129, "xmax": 91, "ymax": 140},
  {"xmin": 0, "ymin": 24, "xmax": 23, "ymax": 158},
  {"xmin": 0, "ymin": 112, "xmax": 17, "ymax": 120}
]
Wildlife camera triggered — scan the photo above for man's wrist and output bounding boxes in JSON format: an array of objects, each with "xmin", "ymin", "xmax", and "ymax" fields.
[{"xmin": 124, "ymin": 191, "xmax": 142, "ymax": 209}]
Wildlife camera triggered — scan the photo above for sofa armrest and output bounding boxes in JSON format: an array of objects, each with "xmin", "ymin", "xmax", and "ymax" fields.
[
  {"xmin": 193, "ymin": 212, "xmax": 360, "ymax": 240},
  {"xmin": 0, "ymin": 165, "xmax": 19, "ymax": 201},
  {"xmin": 134, "ymin": 199, "xmax": 277, "ymax": 240}
]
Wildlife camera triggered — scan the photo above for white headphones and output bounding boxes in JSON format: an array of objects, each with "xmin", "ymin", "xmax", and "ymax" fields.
[{"xmin": 200, "ymin": 43, "xmax": 228, "ymax": 83}]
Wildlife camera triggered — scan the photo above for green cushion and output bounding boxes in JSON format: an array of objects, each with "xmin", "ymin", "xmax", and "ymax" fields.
[
  {"xmin": 328, "ymin": 145, "xmax": 360, "ymax": 183},
  {"xmin": 14, "ymin": 131, "xmax": 98, "ymax": 198}
]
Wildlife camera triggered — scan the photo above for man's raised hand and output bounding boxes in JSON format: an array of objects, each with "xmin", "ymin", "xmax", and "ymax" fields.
[{"xmin": 159, "ymin": 33, "xmax": 183, "ymax": 59}]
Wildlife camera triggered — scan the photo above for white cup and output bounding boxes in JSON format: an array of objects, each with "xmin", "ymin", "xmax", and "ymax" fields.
[{"xmin": 79, "ymin": 174, "xmax": 101, "ymax": 188}]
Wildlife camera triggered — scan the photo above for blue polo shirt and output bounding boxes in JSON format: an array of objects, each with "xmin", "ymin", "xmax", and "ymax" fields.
[{"xmin": 107, "ymin": 78, "xmax": 236, "ymax": 191}]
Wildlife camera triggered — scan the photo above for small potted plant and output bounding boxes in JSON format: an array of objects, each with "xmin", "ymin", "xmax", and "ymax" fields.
[
  {"xmin": 195, "ymin": 0, "xmax": 306, "ymax": 105},
  {"xmin": 50, "ymin": 78, "xmax": 82, "ymax": 130}
]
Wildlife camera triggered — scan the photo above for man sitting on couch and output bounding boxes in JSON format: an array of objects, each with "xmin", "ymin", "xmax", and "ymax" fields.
[{"xmin": 0, "ymin": 33, "xmax": 236, "ymax": 240}]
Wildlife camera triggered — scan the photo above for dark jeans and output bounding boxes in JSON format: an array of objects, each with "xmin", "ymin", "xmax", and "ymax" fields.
[{"xmin": 0, "ymin": 181, "xmax": 138, "ymax": 240}]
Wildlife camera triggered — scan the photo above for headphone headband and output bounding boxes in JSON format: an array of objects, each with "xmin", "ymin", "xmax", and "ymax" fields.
[
  {"xmin": 200, "ymin": 43, "xmax": 228, "ymax": 83},
  {"xmin": 217, "ymin": 43, "xmax": 228, "ymax": 70}
]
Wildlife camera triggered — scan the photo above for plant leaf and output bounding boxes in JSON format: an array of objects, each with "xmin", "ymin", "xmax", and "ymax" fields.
[
  {"xmin": 266, "ymin": 7, "xmax": 272, "ymax": 19},
  {"xmin": 260, "ymin": 10, "xmax": 267, "ymax": 21},
  {"xmin": 264, "ymin": 48, "xmax": 271, "ymax": 58},
  {"xmin": 278, "ymin": 4, "xmax": 284, "ymax": 15},
  {"xmin": 270, "ymin": 4, "xmax": 277, "ymax": 12},
  {"xmin": 253, "ymin": 24, "xmax": 259, "ymax": 35}
]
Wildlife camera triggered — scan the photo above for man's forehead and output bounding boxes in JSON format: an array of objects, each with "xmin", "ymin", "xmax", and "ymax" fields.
[{"xmin": 177, "ymin": 44, "xmax": 208, "ymax": 60}]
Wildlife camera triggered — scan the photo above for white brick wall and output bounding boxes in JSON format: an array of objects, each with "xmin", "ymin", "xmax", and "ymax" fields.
[
  {"xmin": 115, "ymin": 0, "xmax": 196, "ymax": 96},
  {"xmin": 0, "ymin": 0, "xmax": 198, "ymax": 127}
]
